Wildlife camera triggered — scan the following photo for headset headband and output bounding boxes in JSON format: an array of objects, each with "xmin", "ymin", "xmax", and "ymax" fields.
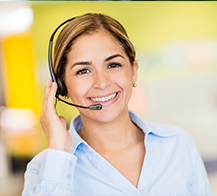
[{"xmin": 48, "ymin": 17, "xmax": 76, "ymax": 95}]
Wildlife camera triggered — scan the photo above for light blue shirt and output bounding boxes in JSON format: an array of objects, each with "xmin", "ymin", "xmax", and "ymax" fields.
[{"xmin": 22, "ymin": 110, "xmax": 212, "ymax": 196}]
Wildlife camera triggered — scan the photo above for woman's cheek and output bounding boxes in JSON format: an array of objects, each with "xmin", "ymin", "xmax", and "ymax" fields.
[
  {"xmin": 116, "ymin": 71, "xmax": 133, "ymax": 88},
  {"xmin": 69, "ymin": 79, "xmax": 91, "ymax": 101}
]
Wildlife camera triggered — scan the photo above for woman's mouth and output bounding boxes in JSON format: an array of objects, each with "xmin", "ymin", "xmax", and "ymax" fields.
[
  {"xmin": 90, "ymin": 92, "xmax": 117, "ymax": 102},
  {"xmin": 88, "ymin": 91, "xmax": 120, "ymax": 106}
]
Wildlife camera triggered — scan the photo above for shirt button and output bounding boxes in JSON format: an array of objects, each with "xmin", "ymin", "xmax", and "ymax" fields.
[
  {"xmin": 68, "ymin": 161, "xmax": 72, "ymax": 167},
  {"xmin": 66, "ymin": 173, "xmax": 71, "ymax": 180}
]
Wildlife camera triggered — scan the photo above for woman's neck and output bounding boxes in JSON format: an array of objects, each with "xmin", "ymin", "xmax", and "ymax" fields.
[{"xmin": 78, "ymin": 109, "xmax": 144, "ymax": 153}]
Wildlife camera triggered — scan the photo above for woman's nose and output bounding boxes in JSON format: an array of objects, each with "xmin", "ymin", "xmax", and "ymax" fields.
[{"xmin": 92, "ymin": 70, "xmax": 112, "ymax": 90}]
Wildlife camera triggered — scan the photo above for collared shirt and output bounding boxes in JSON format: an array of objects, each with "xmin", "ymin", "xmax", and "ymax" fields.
[{"xmin": 22, "ymin": 110, "xmax": 212, "ymax": 196}]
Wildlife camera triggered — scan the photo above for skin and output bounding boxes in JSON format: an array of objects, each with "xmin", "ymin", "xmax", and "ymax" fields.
[{"xmin": 40, "ymin": 30, "xmax": 145, "ymax": 187}]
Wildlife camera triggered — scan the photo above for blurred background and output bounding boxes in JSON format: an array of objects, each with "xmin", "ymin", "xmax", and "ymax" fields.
[{"xmin": 0, "ymin": 1, "xmax": 216, "ymax": 195}]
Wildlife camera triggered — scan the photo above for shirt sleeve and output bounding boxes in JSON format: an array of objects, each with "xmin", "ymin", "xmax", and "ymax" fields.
[
  {"xmin": 22, "ymin": 148, "xmax": 77, "ymax": 196},
  {"xmin": 190, "ymin": 138, "xmax": 213, "ymax": 196}
]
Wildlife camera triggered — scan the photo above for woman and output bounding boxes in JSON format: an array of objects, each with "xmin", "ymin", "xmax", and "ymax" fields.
[{"xmin": 22, "ymin": 13, "xmax": 212, "ymax": 196}]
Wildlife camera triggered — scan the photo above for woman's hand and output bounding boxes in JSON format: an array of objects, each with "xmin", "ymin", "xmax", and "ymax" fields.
[{"xmin": 40, "ymin": 79, "xmax": 72, "ymax": 152}]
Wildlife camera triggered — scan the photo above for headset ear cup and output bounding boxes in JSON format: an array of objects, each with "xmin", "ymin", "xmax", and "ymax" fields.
[{"xmin": 56, "ymin": 76, "xmax": 68, "ymax": 96}]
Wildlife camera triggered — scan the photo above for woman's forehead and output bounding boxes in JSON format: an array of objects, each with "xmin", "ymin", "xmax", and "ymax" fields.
[
  {"xmin": 68, "ymin": 31, "xmax": 126, "ymax": 60},
  {"xmin": 71, "ymin": 30, "xmax": 119, "ymax": 48}
]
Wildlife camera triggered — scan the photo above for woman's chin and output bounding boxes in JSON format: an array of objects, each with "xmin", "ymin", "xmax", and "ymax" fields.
[{"xmin": 80, "ymin": 104, "xmax": 128, "ymax": 124}]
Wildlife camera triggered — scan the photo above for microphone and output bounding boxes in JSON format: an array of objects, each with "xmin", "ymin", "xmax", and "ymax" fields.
[{"xmin": 56, "ymin": 95, "xmax": 102, "ymax": 110}]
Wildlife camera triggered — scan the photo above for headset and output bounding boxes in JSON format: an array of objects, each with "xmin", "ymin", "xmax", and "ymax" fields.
[{"xmin": 48, "ymin": 17, "xmax": 102, "ymax": 111}]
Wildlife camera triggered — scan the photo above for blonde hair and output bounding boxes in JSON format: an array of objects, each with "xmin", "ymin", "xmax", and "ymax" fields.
[{"xmin": 54, "ymin": 13, "xmax": 136, "ymax": 81}]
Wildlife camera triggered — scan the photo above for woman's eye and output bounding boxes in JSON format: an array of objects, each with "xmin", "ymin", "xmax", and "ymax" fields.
[
  {"xmin": 76, "ymin": 69, "xmax": 90, "ymax": 75},
  {"xmin": 108, "ymin": 63, "xmax": 122, "ymax": 69}
]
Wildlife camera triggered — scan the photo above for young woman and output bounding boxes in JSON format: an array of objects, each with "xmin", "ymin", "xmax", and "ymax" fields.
[{"xmin": 22, "ymin": 13, "xmax": 212, "ymax": 196}]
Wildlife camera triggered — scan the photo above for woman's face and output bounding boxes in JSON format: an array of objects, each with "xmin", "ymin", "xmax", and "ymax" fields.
[{"xmin": 65, "ymin": 31, "xmax": 138, "ymax": 123}]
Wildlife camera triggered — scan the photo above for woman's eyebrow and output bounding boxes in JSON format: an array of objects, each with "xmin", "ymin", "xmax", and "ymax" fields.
[
  {"xmin": 105, "ymin": 54, "xmax": 124, "ymax": 62},
  {"xmin": 71, "ymin": 61, "xmax": 92, "ymax": 69},
  {"xmin": 70, "ymin": 54, "xmax": 124, "ymax": 69}
]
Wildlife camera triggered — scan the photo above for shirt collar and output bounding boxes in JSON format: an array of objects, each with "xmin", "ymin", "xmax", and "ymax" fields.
[
  {"xmin": 68, "ymin": 110, "xmax": 178, "ymax": 154},
  {"xmin": 68, "ymin": 115, "xmax": 87, "ymax": 154},
  {"xmin": 129, "ymin": 110, "xmax": 178, "ymax": 137}
]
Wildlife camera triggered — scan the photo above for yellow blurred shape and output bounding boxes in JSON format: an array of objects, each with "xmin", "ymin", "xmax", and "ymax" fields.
[
  {"xmin": 1, "ymin": 33, "xmax": 41, "ymax": 117},
  {"xmin": 1, "ymin": 127, "xmax": 41, "ymax": 157},
  {"xmin": 0, "ymin": 32, "xmax": 44, "ymax": 157}
]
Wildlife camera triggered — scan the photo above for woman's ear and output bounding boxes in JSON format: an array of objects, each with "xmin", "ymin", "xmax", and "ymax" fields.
[{"xmin": 132, "ymin": 60, "xmax": 139, "ymax": 84}]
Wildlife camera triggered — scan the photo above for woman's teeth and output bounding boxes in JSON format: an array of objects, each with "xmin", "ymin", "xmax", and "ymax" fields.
[{"xmin": 90, "ymin": 93, "xmax": 117, "ymax": 102}]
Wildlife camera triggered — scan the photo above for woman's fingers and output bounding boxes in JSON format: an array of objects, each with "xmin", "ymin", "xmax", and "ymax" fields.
[
  {"xmin": 43, "ymin": 79, "xmax": 57, "ymax": 113},
  {"xmin": 40, "ymin": 80, "xmax": 71, "ymax": 152},
  {"xmin": 47, "ymin": 81, "xmax": 57, "ymax": 111},
  {"xmin": 43, "ymin": 79, "xmax": 52, "ymax": 111},
  {"xmin": 59, "ymin": 116, "xmax": 67, "ymax": 128},
  {"xmin": 45, "ymin": 79, "xmax": 52, "ymax": 96}
]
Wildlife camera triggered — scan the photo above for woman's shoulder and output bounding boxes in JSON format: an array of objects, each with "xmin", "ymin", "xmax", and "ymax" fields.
[
  {"xmin": 146, "ymin": 120, "xmax": 189, "ymax": 137},
  {"xmin": 130, "ymin": 111, "xmax": 196, "ymax": 150},
  {"xmin": 144, "ymin": 120, "xmax": 198, "ymax": 152},
  {"xmin": 130, "ymin": 110, "xmax": 192, "ymax": 139}
]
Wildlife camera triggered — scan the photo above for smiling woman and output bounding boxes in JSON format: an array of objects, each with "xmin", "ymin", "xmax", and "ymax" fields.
[{"xmin": 22, "ymin": 13, "xmax": 212, "ymax": 196}]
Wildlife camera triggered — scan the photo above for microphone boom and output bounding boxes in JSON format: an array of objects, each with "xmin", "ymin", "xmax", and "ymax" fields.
[{"xmin": 55, "ymin": 95, "xmax": 102, "ymax": 110}]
